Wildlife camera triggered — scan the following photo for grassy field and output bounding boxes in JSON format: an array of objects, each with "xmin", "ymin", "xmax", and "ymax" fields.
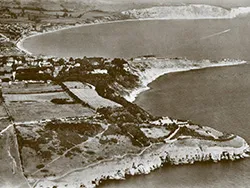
[
  {"xmin": 2, "ymin": 82, "xmax": 94, "ymax": 122},
  {"xmin": 0, "ymin": 105, "xmax": 8, "ymax": 117},
  {"xmin": 7, "ymin": 102, "xmax": 93, "ymax": 122},
  {"xmin": 15, "ymin": 118, "xmax": 141, "ymax": 180},
  {"xmin": 4, "ymin": 92, "xmax": 73, "ymax": 103},
  {"xmin": 0, "ymin": 126, "xmax": 29, "ymax": 188},
  {"xmin": 2, "ymin": 82, "xmax": 63, "ymax": 94},
  {"xmin": 0, "ymin": 104, "xmax": 11, "ymax": 132},
  {"xmin": 13, "ymin": 115, "xmax": 245, "ymax": 186},
  {"xmin": 63, "ymin": 81, "xmax": 121, "ymax": 109}
]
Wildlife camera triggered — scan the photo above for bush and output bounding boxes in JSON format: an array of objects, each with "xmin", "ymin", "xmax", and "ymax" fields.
[
  {"xmin": 16, "ymin": 73, "xmax": 52, "ymax": 81},
  {"xmin": 119, "ymin": 123, "xmax": 150, "ymax": 147},
  {"xmin": 36, "ymin": 164, "xmax": 45, "ymax": 169},
  {"xmin": 51, "ymin": 98, "xmax": 76, "ymax": 104},
  {"xmin": 86, "ymin": 150, "xmax": 95, "ymax": 155},
  {"xmin": 45, "ymin": 121, "xmax": 103, "ymax": 137}
]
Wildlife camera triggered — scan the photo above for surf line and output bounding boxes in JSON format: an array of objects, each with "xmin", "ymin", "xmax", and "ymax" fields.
[{"xmin": 200, "ymin": 29, "xmax": 231, "ymax": 40}]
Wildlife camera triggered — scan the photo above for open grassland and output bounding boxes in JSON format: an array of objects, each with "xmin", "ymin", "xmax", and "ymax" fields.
[
  {"xmin": 15, "ymin": 117, "xmax": 142, "ymax": 182},
  {"xmin": 0, "ymin": 126, "xmax": 30, "ymax": 188},
  {"xmin": 7, "ymin": 102, "xmax": 93, "ymax": 122},
  {"xmin": 0, "ymin": 104, "xmax": 11, "ymax": 132},
  {"xmin": 0, "ymin": 105, "xmax": 8, "ymax": 117},
  {"xmin": 14, "ymin": 115, "xmax": 245, "ymax": 188},
  {"xmin": 0, "ymin": 118, "xmax": 12, "ymax": 132},
  {"xmin": 15, "ymin": 117, "xmax": 110, "ymax": 178}
]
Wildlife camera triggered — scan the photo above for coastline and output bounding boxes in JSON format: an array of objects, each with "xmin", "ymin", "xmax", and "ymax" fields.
[
  {"xmin": 125, "ymin": 59, "xmax": 247, "ymax": 102},
  {"xmin": 16, "ymin": 18, "xmax": 172, "ymax": 56},
  {"xmin": 15, "ymin": 18, "xmax": 231, "ymax": 56},
  {"xmin": 15, "ymin": 8, "xmax": 250, "ymax": 57},
  {"xmin": 33, "ymin": 123, "xmax": 250, "ymax": 188},
  {"xmin": 15, "ymin": 16, "xmax": 248, "ymax": 104},
  {"xmin": 15, "ymin": 4, "xmax": 250, "ymax": 57}
]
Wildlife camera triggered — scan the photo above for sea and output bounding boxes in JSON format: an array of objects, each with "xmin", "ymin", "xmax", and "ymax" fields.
[{"xmin": 21, "ymin": 1, "xmax": 250, "ymax": 187}]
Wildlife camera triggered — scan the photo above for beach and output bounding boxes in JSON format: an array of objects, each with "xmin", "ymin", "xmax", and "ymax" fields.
[
  {"xmin": 17, "ymin": 5, "xmax": 250, "ymax": 58},
  {"xmin": 124, "ymin": 58, "xmax": 247, "ymax": 102}
]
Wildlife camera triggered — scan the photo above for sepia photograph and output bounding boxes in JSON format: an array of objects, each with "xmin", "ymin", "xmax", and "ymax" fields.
[{"xmin": 0, "ymin": 0, "xmax": 250, "ymax": 187}]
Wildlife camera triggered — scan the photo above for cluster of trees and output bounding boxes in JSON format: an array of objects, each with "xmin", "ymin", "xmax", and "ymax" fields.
[
  {"xmin": 16, "ymin": 67, "xmax": 52, "ymax": 81},
  {"xmin": 45, "ymin": 121, "xmax": 103, "ymax": 137},
  {"xmin": 56, "ymin": 58, "xmax": 153, "ymax": 122},
  {"xmin": 50, "ymin": 98, "xmax": 76, "ymax": 104},
  {"xmin": 28, "ymin": 15, "xmax": 41, "ymax": 23},
  {"xmin": 0, "ymin": 8, "xmax": 17, "ymax": 19},
  {"xmin": 97, "ymin": 109, "xmax": 151, "ymax": 147}
]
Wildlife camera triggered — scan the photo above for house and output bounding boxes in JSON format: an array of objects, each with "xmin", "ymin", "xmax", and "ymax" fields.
[
  {"xmin": 6, "ymin": 57, "xmax": 14, "ymax": 67},
  {"xmin": 91, "ymin": 69, "xmax": 108, "ymax": 74}
]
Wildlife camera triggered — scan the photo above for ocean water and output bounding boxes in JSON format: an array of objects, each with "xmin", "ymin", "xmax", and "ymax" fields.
[{"xmin": 22, "ymin": 14, "xmax": 250, "ymax": 60}]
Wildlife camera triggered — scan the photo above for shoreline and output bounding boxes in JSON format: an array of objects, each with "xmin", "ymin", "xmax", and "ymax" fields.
[
  {"xmin": 33, "ymin": 128, "xmax": 250, "ymax": 188},
  {"xmin": 15, "ymin": 16, "xmax": 248, "ymax": 57},
  {"xmin": 14, "ymin": 4, "xmax": 250, "ymax": 57},
  {"xmin": 17, "ymin": 18, "xmax": 173, "ymax": 56},
  {"xmin": 125, "ymin": 59, "xmax": 247, "ymax": 102}
]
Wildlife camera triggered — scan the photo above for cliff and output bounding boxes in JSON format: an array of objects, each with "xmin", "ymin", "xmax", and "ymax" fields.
[
  {"xmin": 123, "ymin": 58, "xmax": 246, "ymax": 102},
  {"xmin": 121, "ymin": 5, "xmax": 250, "ymax": 20},
  {"xmin": 33, "ymin": 119, "xmax": 250, "ymax": 188}
]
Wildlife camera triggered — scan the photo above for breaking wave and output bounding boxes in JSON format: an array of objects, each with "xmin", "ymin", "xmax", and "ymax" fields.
[{"xmin": 122, "ymin": 4, "xmax": 250, "ymax": 20}]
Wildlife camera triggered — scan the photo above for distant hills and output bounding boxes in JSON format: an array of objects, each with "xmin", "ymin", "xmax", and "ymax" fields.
[{"xmin": 0, "ymin": 0, "xmax": 190, "ymax": 12}]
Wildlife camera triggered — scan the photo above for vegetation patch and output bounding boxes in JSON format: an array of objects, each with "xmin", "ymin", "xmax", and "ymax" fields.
[{"xmin": 51, "ymin": 98, "xmax": 77, "ymax": 104}]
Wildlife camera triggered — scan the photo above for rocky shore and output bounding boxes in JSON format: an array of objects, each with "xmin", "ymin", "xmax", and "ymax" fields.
[
  {"xmin": 33, "ymin": 121, "xmax": 250, "ymax": 188},
  {"xmin": 124, "ymin": 58, "xmax": 247, "ymax": 102},
  {"xmin": 121, "ymin": 5, "xmax": 250, "ymax": 20}
]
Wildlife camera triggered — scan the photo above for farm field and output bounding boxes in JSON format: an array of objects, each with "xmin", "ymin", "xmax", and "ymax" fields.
[
  {"xmin": 1, "ymin": 82, "xmax": 94, "ymax": 122},
  {"xmin": 6, "ymin": 102, "xmax": 94, "ymax": 122},
  {"xmin": 63, "ymin": 82, "xmax": 121, "ymax": 109},
  {"xmin": 4, "ymin": 92, "xmax": 73, "ymax": 103},
  {"xmin": 2, "ymin": 82, "xmax": 63, "ymax": 94}
]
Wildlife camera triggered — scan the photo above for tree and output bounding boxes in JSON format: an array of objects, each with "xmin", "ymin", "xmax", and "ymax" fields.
[
  {"xmin": 57, "ymin": 58, "xmax": 65, "ymax": 66},
  {"xmin": 62, "ymin": 12, "xmax": 68, "ymax": 17}
]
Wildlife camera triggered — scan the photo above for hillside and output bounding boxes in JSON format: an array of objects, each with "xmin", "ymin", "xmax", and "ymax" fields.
[{"xmin": 122, "ymin": 4, "xmax": 250, "ymax": 20}]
